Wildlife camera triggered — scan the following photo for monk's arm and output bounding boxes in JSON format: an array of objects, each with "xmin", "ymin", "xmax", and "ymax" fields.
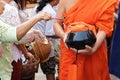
[
  {"xmin": 91, "ymin": 4, "xmax": 114, "ymax": 53},
  {"xmin": 54, "ymin": 23, "xmax": 65, "ymax": 39},
  {"xmin": 78, "ymin": 4, "xmax": 114, "ymax": 54},
  {"xmin": 92, "ymin": 30, "xmax": 106, "ymax": 53},
  {"xmin": 53, "ymin": 0, "xmax": 66, "ymax": 39}
]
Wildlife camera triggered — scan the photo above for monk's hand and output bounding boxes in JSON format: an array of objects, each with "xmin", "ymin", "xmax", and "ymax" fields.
[
  {"xmin": 70, "ymin": 45, "xmax": 95, "ymax": 55},
  {"xmin": 63, "ymin": 30, "xmax": 71, "ymax": 49},
  {"xmin": 36, "ymin": 11, "xmax": 52, "ymax": 21}
]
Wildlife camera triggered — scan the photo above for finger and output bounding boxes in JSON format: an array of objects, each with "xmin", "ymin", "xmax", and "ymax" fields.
[
  {"xmin": 44, "ymin": 12, "xmax": 52, "ymax": 20},
  {"xmin": 78, "ymin": 47, "xmax": 89, "ymax": 54},
  {"xmin": 66, "ymin": 30, "xmax": 71, "ymax": 34},
  {"xmin": 85, "ymin": 45, "xmax": 92, "ymax": 50},
  {"xmin": 78, "ymin": 49, "xmax": 87, "ymax": 54},
  {"xmin": 85, "ymin": 45, "xmax": 93, "ymax": 55},
  {"xmin": 78, "ymin": 45, "xmax": 92, "ymax": 55},
  {"xmin": 30, "ymin": 58, "xmax": 34, "ymax": 63},
  {"xmin": 32, "ymin": 56, "xmax": 35, "ymax": 60},
  {"xmin": 70, "ymin": 48, "xmax": 77, "ymax": 53},
  {"xmin": 64, "ymin": 42, "xmax": 69, "ymax": 49}
]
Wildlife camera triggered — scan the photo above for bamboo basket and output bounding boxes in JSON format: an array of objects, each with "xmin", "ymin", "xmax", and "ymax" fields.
[
  {"xmin": 21, "ymin": 55, "xmax": 40, "ymax": 79},
  {"xmin": 21, "ymin": 32, "xmax": 51, "ymax": 79},
  {"xmin": 32, "ymin": 38, "xmax": 51, "ymax": 63},
  {"xmin": 29, "ymin": 32, "xmax": 51, "ymax": 63}
]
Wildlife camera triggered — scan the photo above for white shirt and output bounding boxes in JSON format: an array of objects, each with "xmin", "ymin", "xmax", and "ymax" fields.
[
  {"xmin": 33, "ymin": 4, "xmax": 56, "ymax": 36},
  {"xmin": 32, "ymin": 4, "xmax": 57, "ymax": 57}
]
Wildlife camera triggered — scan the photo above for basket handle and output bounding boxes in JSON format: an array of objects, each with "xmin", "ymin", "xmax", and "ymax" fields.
[
  {"xmin": 32, "ymin": 30, "xmax": 50, "ymax": 61},
  {"xmin": 33, "ymin": 30, "xmax": 48, "ymax": 44}
]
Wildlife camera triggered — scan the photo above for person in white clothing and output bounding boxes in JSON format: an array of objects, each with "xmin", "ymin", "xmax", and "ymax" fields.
[{"xmin": 32, "ymin": 0, "xmax": 59, "ymax": 80}]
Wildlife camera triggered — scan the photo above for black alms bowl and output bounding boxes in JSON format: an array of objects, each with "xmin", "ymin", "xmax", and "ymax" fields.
[{"xmin": 65, "ymin": 30, "xmax": 96, "ymax": 50}]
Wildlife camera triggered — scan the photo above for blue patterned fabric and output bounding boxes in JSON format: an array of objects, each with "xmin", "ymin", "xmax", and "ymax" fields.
[{"xmin": 109, "ymin": 4, "xmax": 120, "ymax": 78}]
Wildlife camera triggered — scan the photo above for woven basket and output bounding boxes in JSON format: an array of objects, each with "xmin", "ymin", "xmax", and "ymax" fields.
[
  {"xmin": 21, "ymin": 32, "xmax": 51, "ymax": 79},
  {"xmin": 26, "ymin": 32, "xmax": 51, "ymax": 63},
  {"xmin": 21, "ymin": 55, "xmax": 40, "ymax": 79},
  {"xmin": 29, "ymin": 0, "xmax": 37, "ymax": 3},
  {"xmin": 32, "ymin": 38, "xmax": 51, "ymax": 63}
]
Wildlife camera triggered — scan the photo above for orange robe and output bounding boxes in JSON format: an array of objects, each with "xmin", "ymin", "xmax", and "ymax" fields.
[{"xmin": 59, "ymin": 0, "xmax": 116, "ymax": 80}]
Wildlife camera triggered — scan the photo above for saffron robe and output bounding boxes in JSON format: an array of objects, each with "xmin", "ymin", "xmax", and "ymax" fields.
[{"xmin": 59, "ymin": 0, "xmax": 116, "ymax": 80}]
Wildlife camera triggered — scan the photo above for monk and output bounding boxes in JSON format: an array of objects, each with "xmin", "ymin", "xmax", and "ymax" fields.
[{"xmin": 53, "ymin": 0, "xmax": 116, "ymax": 80}]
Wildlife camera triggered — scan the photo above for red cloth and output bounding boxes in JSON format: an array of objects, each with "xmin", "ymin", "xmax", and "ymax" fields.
[{"xmin": 11, "ymin": 59, "xmax": 22, "ymax": 80}]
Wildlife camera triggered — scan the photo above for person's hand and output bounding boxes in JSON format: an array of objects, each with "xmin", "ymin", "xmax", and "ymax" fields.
[
  {"xmin": 33, "ymin": 29, "xmax": 48, "ymax": 44},
  {"xmin": 70, "ymin": 45, "xmax": 95, "ymax": 55},
  {"xmin": 63, "ymin": 30, "xmax": 71, "ymax": 49},
  {"xmin": 0, "ymin": 1, "xmax": 5, "ymax": 15},
  {"xmin": 24, "ymin": 52, "xmax": 35, "ymax": 63},
  {"xmin": 33, "ymin": 29, "xmax": 45, "ymax": 38},
  {"xmin": 36, "ymin": 11, "xmax": 52, "ymax": 21}
]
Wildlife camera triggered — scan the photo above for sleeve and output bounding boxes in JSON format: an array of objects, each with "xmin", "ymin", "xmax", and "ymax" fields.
[
  {"xmin": 0, "ymin": 20, "xmax": 18, "ymax": 42},
  {"xmin": 0, "ymin": 4, "xmax": 21, "ymax": 26},
  {"xmin": 31, "ymin": 6, "xmax": 38, "ymax": 17},
  {"xmin": 95, "ymin": 4, "xmax": 115, "ymax": 37},
  {"xmin": 18, "ymin": 10, "xmax": 28, "ymax": 22},
  {"xmin": 45, "ymin": 20, "xmax": 55, "ymax": 36}
]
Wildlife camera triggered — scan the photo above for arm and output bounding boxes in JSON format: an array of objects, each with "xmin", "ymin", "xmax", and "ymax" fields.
[
  {"xmin": 16, "ymin": 11, "xmax": 51, "ymax": 40},
  {"xmin": 17, "ymin": 44, "xmax": 35, "ymax": 63},
  {"xmin": 53, "ymin": 0, "xmax": 66, "ymax": 40},
  {"xmin": 0, "ymin": 11, "xmax": 51, "ymax": 42},
  {"xmin": 77, "ymin": 3, "xmax": 115, "ymax": 55},
  {"xmin": 0, "ymin": 2, "xmax": 34, "ymax": 43},
  {"xmin": 0, "ymin": 1, "xmax": 51, "ymax": 42}
]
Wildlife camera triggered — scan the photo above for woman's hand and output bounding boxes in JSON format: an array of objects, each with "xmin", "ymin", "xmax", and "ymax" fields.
[
  {"xmin": 35, "ymin": 11, "xmax": 52, "ymax": 21},
  {"xmin": 33, "ymin": 29, "xmax": 45, "ymax": 38},
  {"xmin": 24, "ymin": 51, "xmax": 35, "ymax": 63},
  {"xmin": 33, "ymin": 29, "xmax": 48, "ymax": 44}
]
